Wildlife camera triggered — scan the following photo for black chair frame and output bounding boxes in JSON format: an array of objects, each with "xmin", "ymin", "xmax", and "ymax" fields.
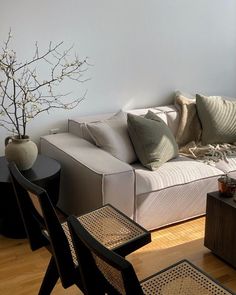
[{"xmin": 9, "ymin": 162, "xmax": 81, "ymax": 294}]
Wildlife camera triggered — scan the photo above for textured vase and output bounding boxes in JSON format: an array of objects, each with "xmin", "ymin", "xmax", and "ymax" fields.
[{"xmin": 5, "ymin": 135, "xmax": 38, "ymax": 171}]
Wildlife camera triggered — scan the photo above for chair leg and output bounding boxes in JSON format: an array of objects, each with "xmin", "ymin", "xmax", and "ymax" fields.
[{"xmin": 38, "ymin": 256, "xmax": 59, "ymax": 295}]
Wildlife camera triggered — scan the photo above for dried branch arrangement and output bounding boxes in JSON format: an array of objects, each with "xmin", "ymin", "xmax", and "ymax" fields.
[{"xmin": 0, "ymin": 30, "xmax": 89, "ymax": 137}]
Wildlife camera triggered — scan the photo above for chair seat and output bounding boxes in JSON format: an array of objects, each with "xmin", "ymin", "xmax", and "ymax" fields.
[
  {"xmin": 77, "ymin": 205, "xmax": 149, "ymax": 251},
  {"xmin": 141, "ymin": 260, "xmax": 231, "ymax": 295},
  {"xmin": 45, "ymin": 204, "xmax": 151, "ymax": 265}
]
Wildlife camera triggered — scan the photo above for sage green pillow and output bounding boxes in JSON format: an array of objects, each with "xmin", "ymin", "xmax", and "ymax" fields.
[
  {"xmin": 196, "ymin": 94, "xmax": 236, "ymax": 145},
  {"xmin": 127, "ymin": 111, "xmax": 178, "ymax": 170}
]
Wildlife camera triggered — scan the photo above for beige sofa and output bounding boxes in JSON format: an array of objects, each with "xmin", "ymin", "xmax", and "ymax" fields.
[{"xmin": 40, "ymin": 105, "xmax": 236, "ymax": 230}]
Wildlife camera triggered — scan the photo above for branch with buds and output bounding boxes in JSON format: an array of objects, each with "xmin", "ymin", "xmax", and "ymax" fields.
[{"xmin": 0, "ymin": 29, "xmax": 89, "ymax": 138}]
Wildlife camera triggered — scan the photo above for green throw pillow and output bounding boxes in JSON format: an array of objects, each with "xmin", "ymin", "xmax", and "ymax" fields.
[
  {"xmin": 196, "ymin": 94, "xmax": 236, "ymax": 145},
  {"xmin": 127, "ymin": 111, "xmax": 178, "ymax": 170}
]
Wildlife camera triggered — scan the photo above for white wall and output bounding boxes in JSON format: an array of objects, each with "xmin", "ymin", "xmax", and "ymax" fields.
[{"xmin": 0, "ymin": 0, "xmax": 236, "ymax": 155}]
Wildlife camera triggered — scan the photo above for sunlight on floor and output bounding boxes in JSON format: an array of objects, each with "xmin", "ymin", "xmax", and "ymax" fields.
[{"xmin": 135, "ymin": 217, "xmax": 205, "ymax": 254}]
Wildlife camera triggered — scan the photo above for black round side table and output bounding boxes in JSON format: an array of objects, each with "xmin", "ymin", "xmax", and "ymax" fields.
[{"xmin": 0, "ymin": 154, "xmax": 61, "ymax": 238}]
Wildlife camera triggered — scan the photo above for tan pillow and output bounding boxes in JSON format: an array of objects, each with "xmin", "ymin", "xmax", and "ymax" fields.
[
  {"xmin": 175, "ymin": 91, "xmax": 202, "ymax": 147},
  {"xmin": 87, "ymin": 111, "xmax": 137, "ymax": 164}
]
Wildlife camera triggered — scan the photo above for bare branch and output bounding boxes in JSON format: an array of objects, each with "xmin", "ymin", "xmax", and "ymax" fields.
[
  {"xmin": 0, "ymin": 30, "xmax": 89, "ymax": 137},
  {"xmin": 15, "ymin": 41, "xmax": 63, "ymax": 72}
]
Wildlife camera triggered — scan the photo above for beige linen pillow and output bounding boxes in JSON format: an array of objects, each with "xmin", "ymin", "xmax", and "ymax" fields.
[
  {"xmin": 196, "ymin": 94, "xmax": 236, "ymax": 145},
  {"xmin": 175, "ymin": 91, "xmax": 202, "ymax": 147},
  {"xmin": 127, "ymin": 111, "xmax": 178, "ymax": 170},
  {"xmin": 86, "ymin": 111, "xmax": 137, "ymax": 164}
]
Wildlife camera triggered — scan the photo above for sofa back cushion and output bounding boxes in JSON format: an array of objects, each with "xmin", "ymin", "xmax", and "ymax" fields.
[
  {"xmin": 127, "ymin": 105, "xmax": 180, "ymax": 136},
  {"xmin": 68, "ymin": 105, "xmax": 180, "ymax": 164},
  {"xmin": 68, "ymin": 105, "xmax": 180, "ymax": 140}
]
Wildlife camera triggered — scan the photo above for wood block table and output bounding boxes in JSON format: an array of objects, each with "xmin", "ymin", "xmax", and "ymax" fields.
[{"xmin": 204, "ymin": 191, "xmax": 236, "ymax": 268}]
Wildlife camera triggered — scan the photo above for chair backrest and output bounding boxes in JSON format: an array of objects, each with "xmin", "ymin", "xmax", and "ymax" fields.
[
  {"xmin": 68, "ymin": 215, "xmax": 144, "ymax": 295},
  {"xmin": 9, "ymin": 162, "xmax": 76, "ymax": 288}
]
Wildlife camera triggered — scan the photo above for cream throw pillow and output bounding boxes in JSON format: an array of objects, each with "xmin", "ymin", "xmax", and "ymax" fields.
[
  {"xmin": 86, "ymin": 111, "xmax": 137, "ymax": 164},
  {"xmin": 175, "ymin": 91, "xmax": 202, "ymax": 147}
]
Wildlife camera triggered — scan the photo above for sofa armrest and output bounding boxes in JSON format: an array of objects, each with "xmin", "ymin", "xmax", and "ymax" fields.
[{"xmin": 40, "ymin": 133, "xmax": 135, "ymax": 219}]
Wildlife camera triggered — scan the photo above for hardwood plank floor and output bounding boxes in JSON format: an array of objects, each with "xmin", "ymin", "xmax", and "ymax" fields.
[{"xmin": 0, "ymin": 217, "xmax": 236, "ymax": 294}]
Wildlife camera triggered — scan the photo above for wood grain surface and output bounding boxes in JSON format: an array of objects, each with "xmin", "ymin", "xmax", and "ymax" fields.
[{"xmin": 0, "ymin": 217, "xmax": 236, "ymax": 294}]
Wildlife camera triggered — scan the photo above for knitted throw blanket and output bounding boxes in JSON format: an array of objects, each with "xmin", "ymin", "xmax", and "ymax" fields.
[
  {"xmin": 179, "ymin": 141, "xmax": 236, "ymax": 165},
  {"xmin": 174, "ymin": 92, "xmax": 236, "ymax": 164}
]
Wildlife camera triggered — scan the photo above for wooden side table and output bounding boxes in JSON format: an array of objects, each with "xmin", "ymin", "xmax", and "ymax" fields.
[
  {"xmin": 204, "ymin": 191, "xmax": 236, "ymax": 267},
  {"xmin": 0, "ymin": 155, "xmax": 61, "ymax": 238}
]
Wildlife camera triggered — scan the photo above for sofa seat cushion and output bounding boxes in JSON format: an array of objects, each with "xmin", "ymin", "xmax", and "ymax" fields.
[
  {"xmin": 214, "ymin": 157, "xmax": 236, "ymax": 174},
  {"xmin": 132, "ymin": 156, "xmax": 223, "ymax": 195}
]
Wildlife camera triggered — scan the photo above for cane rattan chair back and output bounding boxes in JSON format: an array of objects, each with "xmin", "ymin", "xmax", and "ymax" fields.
[
  {"xmin": 9, "ymin": 162, "xmax": 79, "ymax": 294},
  {"xmin": 68, "ymin": 215, "xmax": 144, "ymax": 295}
]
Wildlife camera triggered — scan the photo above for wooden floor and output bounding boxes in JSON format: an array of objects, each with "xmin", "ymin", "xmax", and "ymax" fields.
[{"xmin": 0, "ymin": 217, "xmax": 236, "ymax": 294}]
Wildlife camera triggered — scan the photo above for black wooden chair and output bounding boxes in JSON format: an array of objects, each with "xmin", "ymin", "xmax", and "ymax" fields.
[
  {"xmin": 9, "ymin": 162, "xmax": 151, "ymax": 295},
  {"xmin": 68, "ymin": 215, "xmax": 234, "ymax": 295},
  {"xmin": 9, "ymin": 162, "xmax": 80, "ymax": 294}
]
